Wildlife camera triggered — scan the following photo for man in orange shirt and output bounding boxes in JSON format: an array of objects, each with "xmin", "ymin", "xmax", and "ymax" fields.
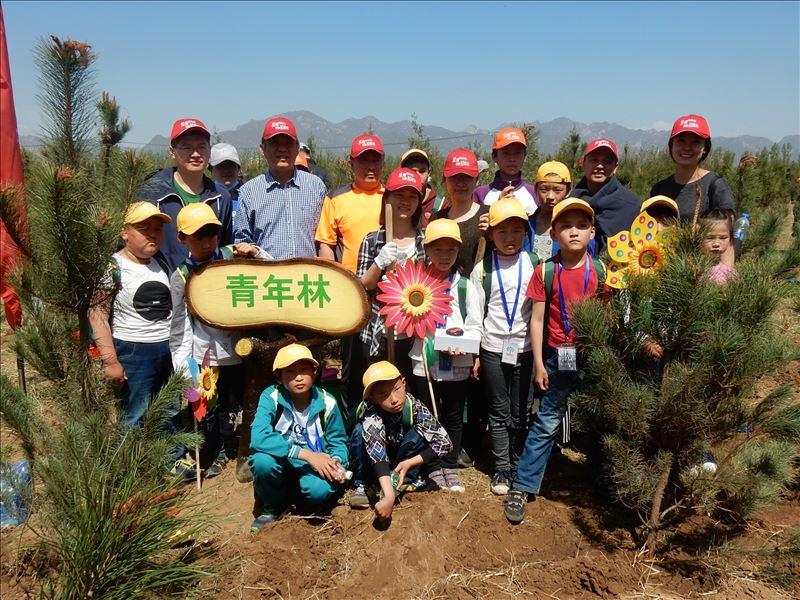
[
  {"xmin": 315, "ymin": 133, "xmax": 385, "ymax": 409},
  {"xmin": 315, "ymin": 134, "xmax": 385, "ymax": 273}
]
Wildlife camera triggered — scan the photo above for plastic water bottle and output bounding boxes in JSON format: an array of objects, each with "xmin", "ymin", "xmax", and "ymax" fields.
[
  {"xmin": 332, "ymin": 457, "xmax": 353, "ymax": 482},
  {"xmin": 733, "ymin": 213, "xmax": 750, "ymax": 242},
  {"xmin": 0, "ymin": 461, "xmax": 31, "ymax": 529}
]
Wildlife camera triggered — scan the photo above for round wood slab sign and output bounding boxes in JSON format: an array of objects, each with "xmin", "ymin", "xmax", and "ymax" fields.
[{"xmin": 185, "ymin": 258, "xmax": 370, "ymax": 336}]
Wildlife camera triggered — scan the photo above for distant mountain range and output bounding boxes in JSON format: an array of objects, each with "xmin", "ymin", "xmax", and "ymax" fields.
[{"xmin": 22, "ymin": 111, "xmax": 799, "ymax": 159}]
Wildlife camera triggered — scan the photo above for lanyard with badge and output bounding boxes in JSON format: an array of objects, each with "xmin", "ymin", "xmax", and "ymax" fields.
[
  {"xmin": 555, "ymin": 256, "xmax": 590, "ymax": 372},
  {"xmin": 300, "ymin": 418, "xmax": 324, "ymax": 453},
  {"xmin": 494, "ymin": 250, "xmax": 523, "ymax": 365}
]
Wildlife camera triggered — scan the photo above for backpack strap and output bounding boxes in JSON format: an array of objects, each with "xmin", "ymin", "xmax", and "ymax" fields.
[
  {"xmin": 432, "ymin": 194, "xmax": 447, "ymax": 213},
  {"xmin": 402, "ymin": 395, "xmax": 414, "ymax": 429},
  {"xmin": 542, "ymin": 257, "xmax": 556, "ymax": 342},
  {"xmin": 176, "ymin": 262, "xmax": 191, "ymax": 283},
  {"xmin": 220, "ymin": 245, "xmax": 235, "ymax": 260},
  {"xmin": 456, "ymin": 275, "xmax": 468, "ymax": 322},
  {"xmin": 592, "ymin": 258, "xmax": 606, "ymax": 292},
  {"xmin": 153, "ymin": 251, "xmax": 171, "ymax": 275},
  {"xmin": 108, "ymin": 256, "xmax": 122, "ymax": 289},
  {"xmin": 480, "ymin": 254, "xmax": 493, "ymax": 318}
]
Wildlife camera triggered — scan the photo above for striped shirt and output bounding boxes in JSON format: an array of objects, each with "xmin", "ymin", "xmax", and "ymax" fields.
[
  {"xmin": 356, "ymin": 228, "xmax": 426, "ymax": 356},
  {"xmin": 234, "ymin": 168, "xmax": 327, "ymax": 260}
]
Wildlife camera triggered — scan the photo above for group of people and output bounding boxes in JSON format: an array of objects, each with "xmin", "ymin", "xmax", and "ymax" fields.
[{"xmin": 88, "ymin": 112, "xmax": 739, "ymax": 529}]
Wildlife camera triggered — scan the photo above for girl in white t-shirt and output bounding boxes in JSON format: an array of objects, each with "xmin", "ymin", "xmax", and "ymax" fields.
[{"xmin": 89, "ymin": 202, "xmax": 174, "ymax": 431}]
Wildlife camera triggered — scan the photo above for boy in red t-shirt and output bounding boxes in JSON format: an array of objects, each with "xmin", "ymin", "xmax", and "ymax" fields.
[{"xmin": 504, "ymin": 198, "xmax": 605, "ymax": 523}]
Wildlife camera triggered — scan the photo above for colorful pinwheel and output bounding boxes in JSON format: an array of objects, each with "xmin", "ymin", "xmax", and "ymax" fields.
[
  {"xmin": 376, "ymin": 260, "xmax": 453, "ymax": 339},
  {"xmin": 185, "ymin": 348, "xmax": 218, "ymax": 422},
  {"xmin": 605, "ymin": 212, "xmax": 675, "ymax": 289}
]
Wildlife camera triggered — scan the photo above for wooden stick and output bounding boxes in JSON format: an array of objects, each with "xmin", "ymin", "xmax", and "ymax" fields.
[
  {"xmin": 421, "ymin": 354, "xmax": 439, "ymax": 421},
  {"xmin": 194, "ymin": 415, "xmax": 202, "ymax": 491},
  {"xmin": 691, "ymin": 183, "xmax": 702, "ymax": 231},
  {"xmin": 474, "ymin": 237, "xmax": 487, "ymax": 266},
  {"xmin": 384, "ymin": 204, "xmax": 396, "ymax": 364}
]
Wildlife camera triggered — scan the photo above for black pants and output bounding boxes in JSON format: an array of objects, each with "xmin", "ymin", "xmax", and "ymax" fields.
[
  {"xmin": 463, "ymin": 377, "xmax": 487, "ymax": 460},
  {"xmin": 409, "ymin": 375, "xmax": 467, "ymax": 469},
  {"xmin": 198, "ymin": 363, "xmax": 244, "ymax": 465}
]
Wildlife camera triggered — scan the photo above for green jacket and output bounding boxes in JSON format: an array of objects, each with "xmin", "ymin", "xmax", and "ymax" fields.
[{"xmin": 249, "ymin": 384, "xmax": 348, "ymax": 466}]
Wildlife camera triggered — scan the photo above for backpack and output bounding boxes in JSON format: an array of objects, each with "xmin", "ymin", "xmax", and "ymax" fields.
[
  {"xmin": 540, "ymin": 255, "xmax": 606, "ymax": 337},
  {"xmin": 108, "ymin": 251, "xmax": 170, "ymax": 288},
  {"xmin": 476, "ymin": 250, "xmax": 541, "ymax": 318},
  {"xmin": 352, "ymin": 394, "xmax": 415, "ymax": 430},
  {"xmin": 175, "ymin": 245, "xmax": 235, "ymax": 283},
  {"xmin": 269, "ymin": 386, "xmax": 341, "ymax": 434}
]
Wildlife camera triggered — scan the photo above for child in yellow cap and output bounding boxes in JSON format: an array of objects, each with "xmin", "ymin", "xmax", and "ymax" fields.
[
  {"xmin": 406, "ymin": 219, "xmax": 482, "ymax": 493},
  {"xmin": 528, "ymin": 161, "xmax": 572, "ymax": 260},
  {"xmin": 89, "ymin": 202, "xmax": 174, "ymax": 423},
  {"xmin": 249, "ymin": 344, "xmax": 349, "ymax": 531},
  {"xmin": 470, "ymin": 197, "xmax": 540, "ymax": 496},
  {"xmin": 506, "ymin": 198, "xmax": 605, "ymax": 523},
  {"xmin": 348, "ymin": 361, "xmax": 452, "ymax": 521},
  {"xmin": 169, "ymin": 202, "xmax": 272, "ymax": 481}
]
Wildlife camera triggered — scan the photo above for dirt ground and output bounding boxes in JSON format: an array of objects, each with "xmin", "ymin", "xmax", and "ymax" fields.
[{"xmin": 1, "ymin": 328, "xmax": 799, "ymax": 599}]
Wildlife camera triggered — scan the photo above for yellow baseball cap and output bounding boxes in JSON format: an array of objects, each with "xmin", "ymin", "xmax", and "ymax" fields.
[
  {"xmin": 535, "ymin": 161, "xmax": 571, "ymax": 184},
  {"xmin": 272, "ymin": 344, "xmax": 319, "ymax": 372},
  {"xmin": 176, "ymin": 203, "xmax": 222, "ymax": 235},
  {"xmin": 362, "ymin": 361, "xmax": 401, "ymax": 399},
  {"xmin": 552, "ymin": 198, "xmax": 595, "ymax": 224},
  {"xmin": 641, "ymin": 195, "xmax": 679, "ymax": 217},
  {"xmin": 488, "ymin": 197, "xmax": 528, "ymax": 227},
  {"xmin": 424, "ymin": 218, "xmax": 462, "ymax": 245},
  {"xmin": 124, "ymin": 201, "xmax": 172, "ymax": 225},
  {"xmin": 400, "ymin": 148, "xmax": 430, "ymax": 166}
]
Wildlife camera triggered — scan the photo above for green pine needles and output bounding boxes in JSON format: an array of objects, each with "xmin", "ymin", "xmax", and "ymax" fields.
[{"xmin": 571, "ymin": 222, "xmax": 800, "ymax": 555}]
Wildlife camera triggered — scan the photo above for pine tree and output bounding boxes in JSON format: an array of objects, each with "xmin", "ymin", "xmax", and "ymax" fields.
[
  {"xmin": 570, "ymin": 223, "xmax": 800, "ymax": 556},
  {"xmin": 0, "ymin": 35, "xmax": 213, "ymax": 597},
  {"xmin": 97, "ymin": 91, "xmax": 132, "ymax": 180}
]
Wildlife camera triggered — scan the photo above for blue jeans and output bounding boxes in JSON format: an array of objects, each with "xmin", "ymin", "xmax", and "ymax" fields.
[
  {"xmin": 250, "ymin": 453, "xmax": 338, "ymax": 514},
  {"xmin": 513, "ymin": 349, "xmax": 580, "ymax": 495},
  {"xmin": 480, "ymin": 349, "xmax": 533, "ymax": 473},
  {"xmin": 349, "ymin": 423, "xmax": 427, "ymax": 486},
  {"xmin": 114, "ymin": 339, "xmax": 173, "ymax": 428}
]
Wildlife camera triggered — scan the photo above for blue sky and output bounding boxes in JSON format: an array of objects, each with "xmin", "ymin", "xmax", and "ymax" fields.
[{"xmin": 4, "ymin": 1, "xmax": 799, "ymax": 144}]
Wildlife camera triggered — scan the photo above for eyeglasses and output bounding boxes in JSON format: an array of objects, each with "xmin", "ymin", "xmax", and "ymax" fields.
[{"xmin": 174, "ymin": 144, "xmax": 210, "ymax": 154}]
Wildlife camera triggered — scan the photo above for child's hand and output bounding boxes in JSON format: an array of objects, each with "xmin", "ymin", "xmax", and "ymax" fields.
[
  {"xmin": 446, "ymin": 347, "xmax": 466, "ymax": 357},
  {"xmin": 233, "ymin": 242, "xmax": 260, "ymax": 257},
  {"xmin": 104, "ymin": 361, "xmax": 126, "ymax": 385},
  {"xmin": 498, "ymin": 185, "xmax": 516, "ymax": 200},
  {"xmin": 534, "ymin": 363, "xmax": 549, "ymax": 391},
  {"xmin": 374, "ymin": 493, "xmax": 395, "ymax": 521},
  {"xmin": 471, "ymin": 357, "xmax": 481, "ymax": 380},
  {"xmin": 643, "ymin": 339, "xmax": 663, "ymax": 360},
  {"xmin": 305, "ymin": 451, "xmax": 339, "ymax": 482},
  {"xmin": 477, "ymin": 213, "xmax": 489, "ymax": 234}
]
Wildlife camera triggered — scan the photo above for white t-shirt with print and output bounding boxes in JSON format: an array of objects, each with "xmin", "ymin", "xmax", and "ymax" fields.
[
  {"xmin": 275, "ymin": 402, "xmax": 322, "ymax": 451},
  {"xmin": 105, "ymin": 252, "xmax": 172, "ymax": 343}
]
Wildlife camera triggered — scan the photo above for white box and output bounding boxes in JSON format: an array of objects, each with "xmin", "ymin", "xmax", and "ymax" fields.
[{"xmin": 434, "ymin": 328, "xmax": 481, "ymax": 355}]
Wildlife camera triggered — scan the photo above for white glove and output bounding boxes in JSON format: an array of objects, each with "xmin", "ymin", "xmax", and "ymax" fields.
[{"xmin": 375, "ymin": 241, "xmax": 399, "ymax": 270}]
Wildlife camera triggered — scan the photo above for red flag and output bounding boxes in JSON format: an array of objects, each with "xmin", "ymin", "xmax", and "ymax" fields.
[{"xmin": 0, "ymin": 3, "xmax": 26, "ymax": 329}]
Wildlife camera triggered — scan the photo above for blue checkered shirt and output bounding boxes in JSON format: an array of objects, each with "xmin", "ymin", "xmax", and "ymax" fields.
[{"xmin": 234, "ymin": 168, "xmax": 327, "ymax": 259}]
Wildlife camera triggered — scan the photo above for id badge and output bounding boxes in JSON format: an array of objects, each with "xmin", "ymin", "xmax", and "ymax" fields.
[
  {"xmin": 438, "ymin": 352, "xmax": 452, "ymax": 373},
  {"xmin": 501, "ymin": 338, "xmax": 520, "ymax": 365},
  {"xmin": 557, "ymin": 344, "xmax": 577, "ymax": 372}
]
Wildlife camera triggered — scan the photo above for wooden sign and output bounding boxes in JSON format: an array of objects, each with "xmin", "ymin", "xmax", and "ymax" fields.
[{"xmin": 185, "ymin": 258, "xmax": 370, "ymax": 336}]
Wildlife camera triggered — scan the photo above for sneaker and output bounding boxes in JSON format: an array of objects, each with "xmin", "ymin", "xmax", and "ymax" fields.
[
  {"xmin": 490, "ymin": 471, "xmax": 511, "ymax": 495},
  {"xmin": 399, "ymin": 476, "xmax": 428, "ymax": 493},
  {"xmin": 169, "ymin": 456, "xmax": 197, "ymax": 484},
  {"xmin": 427, "ymin": 468, "xmax": 447, "ymax": 490},
  {"xmin": 250, "ymin": 512, "xmax": 280, "ymax": 532},
  {"xmin": 348, "ymin": 483, "xmax": 370, "ymax": 509},
  {"xmin": 457, "ymin": 448, "xmax": 474, "ymax": 469},
  {"xmin": 504, "ymin": 490, "xmax": 528, "ymax": 524},
  {"xmin": 204, "ymin": 456, "xmax": 227, "ymax": 480},
  {"xmin": 442, "ymin": 468, "xmax": 465, "ymax": 493}
]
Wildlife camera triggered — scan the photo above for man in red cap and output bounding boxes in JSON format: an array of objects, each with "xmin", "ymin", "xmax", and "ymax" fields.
[
  {"xmin": 315, "ymin": 133, "xmax": 385, "ymax": 409},
  {"xmin": 234, "ymin": 116, "xmax": 327, "ymax": 259},
  {"xmin": 139, "ymin": 118, "xmax": 233, "ymax": 270},
  {"xmin": 473, "ymin": 128, "xmax": 539, "ymax": 216},
  {"xmin": 570, "ymin": 138, "xmax": 640, "ymax": 254}
]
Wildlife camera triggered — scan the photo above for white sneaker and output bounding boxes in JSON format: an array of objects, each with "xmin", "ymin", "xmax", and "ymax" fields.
[{"xmin": 490, "ymin": 471, "xmax": 511, "ymax": 495}]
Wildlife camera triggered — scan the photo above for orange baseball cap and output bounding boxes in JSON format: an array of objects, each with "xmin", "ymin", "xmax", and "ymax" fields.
[
  {"xmin": 493, "ymin": 128, "xmax": 527, "ymax": 150},
  {"xmin": 295, "ymin": 153, "xmax": 309, "ymax": 171}
]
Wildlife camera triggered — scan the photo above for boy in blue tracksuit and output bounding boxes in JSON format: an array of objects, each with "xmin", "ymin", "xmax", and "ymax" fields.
[
  {"xmin": 138, "ymin": 118, "xmax": 233, "ymax": 271},
  {"xmin": 249, "ymin": 344, "xmax": 349, "ymax": 531}
]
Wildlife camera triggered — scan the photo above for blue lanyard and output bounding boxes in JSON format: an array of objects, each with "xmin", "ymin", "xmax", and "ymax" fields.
[
  {"xmin": 557, "ymin": 255, "xmax": 591, "ymax": 336},
  {"xmin": 493, "ymin": 250, "xmax": 523, "ymax": 332},
  {"xmin": 300, "ymin": 417, "xmax": 323, "ymax": 453}
]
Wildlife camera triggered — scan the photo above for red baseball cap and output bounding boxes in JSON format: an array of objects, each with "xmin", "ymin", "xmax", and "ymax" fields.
[
  {"xmin": 670, "ymin": 114, "xmax": 711, "ymax": 139},
  {"xmin": 170, "ymin": 118, "xmax": 210, "ymax": 143},
  {"xmin": 493, "ymin": 128, "xmax": 527, "ymax": 150},
  {"xmin": 443, "ymin": 148, "xmax": 479, "ymax": 178},
  {"xmin": 262, "ymin": 116, "xmax": 298, "ymax": 141},
  {"xmin": 384, "ymin": 168, "xmax": 423, "ymax": 195},
  {"xmin": 583, "ymin": 138, "xmax": 619, "ymax": 160},
  {"xmin": 350, "ymin": 134, "xmax": 384, "ymax": 158}
]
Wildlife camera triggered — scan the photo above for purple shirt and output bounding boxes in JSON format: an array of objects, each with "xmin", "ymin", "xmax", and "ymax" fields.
[{"xmin": 472, "ymin": 171, "xmax": 540, "ymax": 215}]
